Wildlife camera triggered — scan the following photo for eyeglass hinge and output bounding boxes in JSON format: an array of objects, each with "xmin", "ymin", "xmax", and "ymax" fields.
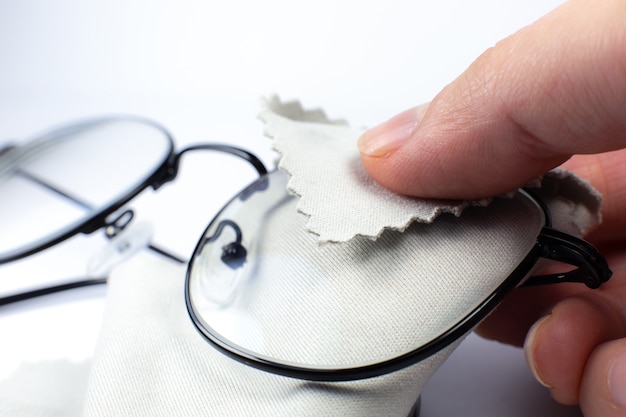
[
  {"xmin": 150, "ymin": 153, "xmax": 181, "ymax": 190},
  {"xmin": 523, "ymin": 227, "xmax": 612, "ymax": 289}
]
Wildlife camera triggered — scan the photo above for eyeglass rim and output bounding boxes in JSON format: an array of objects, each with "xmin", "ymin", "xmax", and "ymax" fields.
[
  {"xmin": 0, "ymin": 116, "xmax": 176, "ymax": 265},
  {"xmin": 184, "ymin": 171, "xmax": 552, "ymax": 382}
]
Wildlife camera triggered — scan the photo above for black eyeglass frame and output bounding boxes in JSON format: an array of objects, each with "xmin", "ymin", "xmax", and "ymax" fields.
[{"xmin": 184, "ymin": 171, "xmax": 612, "ymax": 382}]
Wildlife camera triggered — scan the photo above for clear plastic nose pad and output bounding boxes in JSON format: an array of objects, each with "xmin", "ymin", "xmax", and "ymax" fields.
[
  {"xmin": 87, "ymin": 220, "xmax": 154, "ymax": 277},
  {"xmin": 193, "ymin": 230, "xmax": 249, "ymax": 307}
]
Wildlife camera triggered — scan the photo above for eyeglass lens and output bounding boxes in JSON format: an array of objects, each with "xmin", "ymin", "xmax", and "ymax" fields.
[
  {"xmin": 187, "ymin": 170, "xmax": 546, "ymax": 371},
  {"xmin": 0, "ymin": 119, "xmax": 173, "ymax": 263}
]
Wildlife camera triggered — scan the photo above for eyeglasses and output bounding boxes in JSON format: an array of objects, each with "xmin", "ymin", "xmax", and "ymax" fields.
[
  {"xmin": 0, "ymin": 116, "xmax": 267, "ymax": 300},
  {"xmin": 1, "ymin": 117, "xmax": 612, "ymax": 383}
]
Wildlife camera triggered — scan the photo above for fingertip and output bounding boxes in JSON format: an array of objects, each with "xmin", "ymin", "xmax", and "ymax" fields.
[
  {"xmin": 358, "ymin": 151, "xmax": 429, "ymax": 197},
  {"xmin": 523, "ymin": 295, "xmax": 624, "ymax": 405},
  {"xmin": 580, "ymin": 338, "xmax": 626, "ymax": 417},
  {"xmin": 357, "ymin": 96, "xmax": 559, "ymax": 199},
  {"xmin": 524, "ymin": 315, "xmax": 553, "ymax": 389},
  {"xmin": 357, "ymin": 105, "xmax": 427, "ymax": 158},
  {"xmin": 357, "ymin": 104, "xmax": 434, "ymax": 197}
]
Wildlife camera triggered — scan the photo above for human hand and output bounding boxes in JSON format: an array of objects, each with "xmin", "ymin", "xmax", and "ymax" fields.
[{"xmin": 357, "ymin": 1, "xmax": 626, "ymax": 416}]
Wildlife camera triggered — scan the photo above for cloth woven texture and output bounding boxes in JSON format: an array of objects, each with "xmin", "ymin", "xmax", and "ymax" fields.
[{"xmin": 83, "ymin": 253, "xmax": 453, "ymax": 417}]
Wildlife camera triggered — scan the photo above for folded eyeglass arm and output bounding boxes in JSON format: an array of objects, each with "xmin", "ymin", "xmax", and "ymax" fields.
[{"xmin": 523, "ymin": 227, "xmax": 612, "ymax": 289}]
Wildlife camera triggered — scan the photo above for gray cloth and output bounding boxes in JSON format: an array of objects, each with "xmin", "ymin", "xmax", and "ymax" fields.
[
  {"xmin": 83, "ymin": 253, "xmax": 453, "ymax": 417},
  {"xmin": 259, "ymin": 96, "xmax": 601, "ymax": 243},
  {"xmin": 259, "ymin": 96, "xmax": 489, "ymax": 243}
]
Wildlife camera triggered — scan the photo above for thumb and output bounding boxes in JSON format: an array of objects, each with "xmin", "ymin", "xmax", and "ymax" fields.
[{"xmin": 358, "ymin": 0, "xmax": 626, "ymax": 199}]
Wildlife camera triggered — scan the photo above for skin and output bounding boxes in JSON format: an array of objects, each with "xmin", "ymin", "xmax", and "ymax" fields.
[{"xmin": 357, "ymin": 0, "xmax": 626, "ymax": 415}]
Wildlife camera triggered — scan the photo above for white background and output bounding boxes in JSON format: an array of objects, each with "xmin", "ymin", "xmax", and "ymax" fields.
[{"xmin": 0, "ymin": 1, "xmax": 584, "ymax": 415}]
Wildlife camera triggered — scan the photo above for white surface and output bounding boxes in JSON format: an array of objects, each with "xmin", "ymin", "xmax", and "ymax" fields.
[{"xmin": 0, "ymin": 0, "xmax": 584, "ymax": 415}]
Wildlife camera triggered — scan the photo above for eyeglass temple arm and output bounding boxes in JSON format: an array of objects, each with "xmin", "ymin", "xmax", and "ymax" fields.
[
  {"xmin": 0, "ymin": 143, "xmax": 16, "ymax": 156},
  {"xmin": 523, "ymin": 227, "xmax": 612, "ymax": 289},
  {"xmin": 153, "ymin": 144, "xmax": 268, "ymax": 189}
]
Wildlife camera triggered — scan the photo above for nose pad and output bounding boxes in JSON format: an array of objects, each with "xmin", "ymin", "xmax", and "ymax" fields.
[
  {"xmin": 194, "ymin": 221, "xmax": 250, "ymax": 307},
  {"xmin": 221, "ymin": 241, "xmax": 247, "ymax": 269},
  {"xmin": 195, "ymin": 251, "xmax": 246, "ymax": 307},
  {"xmin": 204, "ymin": 219, "xmax": 247, "ymax": 270},
  {"xmin": 87, "ymin": 220, "xmax": 154, "ymax": 277}
]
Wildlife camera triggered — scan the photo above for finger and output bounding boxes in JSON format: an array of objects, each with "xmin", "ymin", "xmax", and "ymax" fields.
[
  {"xmin": 474, "ymin": 283, "xmax": 583, "ymax": 346},
  {"xmin": 524, "ymin": 251, "xmax": 626, "ymax": 405},
  {"xmin": 561, "ymin": 151, "xmax": 626, "ymax": 244},
  {"xmin": 579, "ymin": 338, "xmax": 626, "ymax": 417},
  {"xmin": 524, "ymin": 293, "xmax": 625, "ymax": 405},
  {"xmin": 358, "ymin": 0, "xmax": 626, "ymax": 199}
]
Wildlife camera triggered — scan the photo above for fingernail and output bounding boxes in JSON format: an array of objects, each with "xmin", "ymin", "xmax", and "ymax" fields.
[
  {"xmin": 609, "ymin": 351, "xmax": 626, "ymax": 406},
  {"xmin": 358, "ymin": 103, "xmax": 429, "ymax": 157},
  {"xmin": 524, "ymin": 315, "xmax": 552, "ymax": 388}
]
